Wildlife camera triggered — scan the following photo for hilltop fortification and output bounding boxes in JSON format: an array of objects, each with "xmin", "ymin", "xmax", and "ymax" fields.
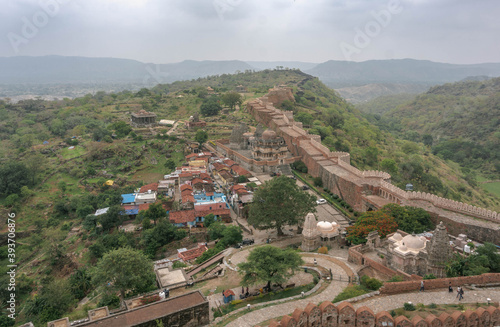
[{"xmin": 245, "ymin": 87, "xmax": 500, "ymax": 243}]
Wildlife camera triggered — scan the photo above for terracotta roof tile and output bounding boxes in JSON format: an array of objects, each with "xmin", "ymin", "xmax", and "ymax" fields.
[
  {"xmin": 139, "ymin": 183, "xmax": 158, "ymax": 193},
  {"xmin": 169, "ymin": 210, "xmax": 196, "ymax": 224},
  {"xmin": 223, "ymin": 290, "xmax": 235, "ymax": 297}
]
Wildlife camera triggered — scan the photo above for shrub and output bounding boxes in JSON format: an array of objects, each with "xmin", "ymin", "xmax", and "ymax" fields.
[
  {"xmin": 140, "ymin": 294, "xmax": 160, "ymax": 305},
  {"xmin": 333, "ymin": 285, "xmax": 369, "ymax": 302},
  {"xmin": 404, "ymin": 302, "xmax": 416, "ymax": 311},
  {"xmin": 313, "ymin": 177, "xmax": 323, "ymax": 187},
  {"xmin": 428, "ymin": 303, "xmax": 437, "ymax": 309},
  {"xmin": 360, "ymin": 275, "xmax": 383, "ymax": 290},
  {"xmin": 416, "ymin": 303, "xmax": 425, "ymax": 311},
  {"xmin": 423, "ymin": 274, "xmax": 436, "ymax": 280},
  {"xmin": 230, "ymin": 299, "xmax": 243, "ymax": 305},
  {"xmin": 318, "ymin": 246, "xmax": 328, "ymax": 254},
  {"xmin": 390, "ymin": 310, "xmax": 396, "ymax": 317},
  {"xmin": 387, "ymin": 275, "xmax": 404, "ymax": 283},
  {"xmin": 172, "ymin": 261, "xmax": 187, "ymax": 269}
]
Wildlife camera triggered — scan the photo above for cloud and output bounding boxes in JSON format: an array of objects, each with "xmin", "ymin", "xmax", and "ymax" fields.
[{"xmin": 0, "ymin": 0, "xmax": 498, "ymax": 64}]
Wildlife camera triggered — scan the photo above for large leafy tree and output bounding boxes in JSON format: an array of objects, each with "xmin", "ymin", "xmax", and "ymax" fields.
[
  {"xmin": 379, "ymin": 203, "xmax": 433, "ymax": 234},
  {"xmin": 200, "ymin": 96, "xmax": 222, "ymax": 116},
  {"xmin": 221, "ymin": 91, "xmax": 242, "ymax": 110},
  {"xmin": 143, "ymin": 202, "xmax": 166, "ymax": 225},
  {"xmin": 446, "ymin": 242, "xmax": 500, "ymax": 277},
  {"xmin": 92, "ymin": 247, "xmax": 156, "ymax": 302},
  {"xmin": 248, "ymin": 175, "xmax": 316, "ymax": 236},
  {"xmin": 238, "ymin": 246, "xmax": 304, "ymax": 291},
  {"xmin": 346, "ymin": 211, "xmax": 398, "ymax": 245},
  {"xmin": 0, "ymin": 161, "xmax": 31, "ymax": 195},
  {"xmin": 195, "ymin": 130, "xmax": 208, "ymax": 144}
]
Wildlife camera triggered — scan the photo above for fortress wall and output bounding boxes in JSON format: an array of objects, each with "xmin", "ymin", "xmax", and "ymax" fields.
[
  {"xmin": 256, "ymin": 300, "xmax": 500, "ymax": 327},
  {"xmin": 246, "ymin": 88, "xmax": 499, "ymax": 238},
  {"xmin": 379, "ymin": 273, "xmax": 500, "ymax": 294}
]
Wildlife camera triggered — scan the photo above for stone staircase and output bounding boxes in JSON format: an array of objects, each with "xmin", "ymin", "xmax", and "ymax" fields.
[{"xmin": 278, "ymin": 164, "xmax": 293, "ymax": 176}]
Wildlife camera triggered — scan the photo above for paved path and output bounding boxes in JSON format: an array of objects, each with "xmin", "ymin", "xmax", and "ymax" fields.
[
  {"xmin": 223, "ymin": 256, "xmax": 350, "ymax": 327},
  {"xmin": 353, "ymin": 287, "xmax": 500, "ymax": 313}
]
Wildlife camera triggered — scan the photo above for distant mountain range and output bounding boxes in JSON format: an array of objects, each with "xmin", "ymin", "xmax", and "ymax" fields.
[{"xmin": 1, "ymin": 56, "xmax": 500, "ymax": 99}]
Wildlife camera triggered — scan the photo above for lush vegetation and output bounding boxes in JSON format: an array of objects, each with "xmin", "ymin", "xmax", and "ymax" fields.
[
  {"xmin": 445, "ymin": 243, "xmax": 500, "ymax": 277},
  {"xmin": 248, "ymin": 175, "xmax": 317, "ymax": 236},
  {"xmin": 238, "ymin": 246, "xmax": 304, "ymax": 291},
  {"xmin": 361, "ymin": 78, "xmax": 500, "ymax": 183},
  {"xmin": 346, "ymin": 204, "xmax": 433, "ymax": 244}
]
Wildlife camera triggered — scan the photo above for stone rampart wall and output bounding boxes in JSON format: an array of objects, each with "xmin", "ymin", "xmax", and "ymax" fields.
[
  {"xmin": 245, "ymin": 88, "xmax": 499, "ymax": 241},
  {"xmin": 257, "ymin": 300, "xmax": 500, "ymax": 327},
  {"xmin": 379, "ymin": 273, "xmax": 500, "ymax": 294}
]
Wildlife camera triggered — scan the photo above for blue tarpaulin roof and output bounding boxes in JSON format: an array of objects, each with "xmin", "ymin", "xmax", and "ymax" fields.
[
  {"xmin": 121, "ymin": 193, "xmax": 136, "ymax": 204},
  {"xmin": 124, "ymin": 208, "xmax": 139, "ymax": 215}
]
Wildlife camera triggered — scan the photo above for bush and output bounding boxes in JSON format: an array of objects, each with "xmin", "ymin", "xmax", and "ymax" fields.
[
  {"xmin": 416, "ymin": 303, "xmax": 425, "ymax": 311},
  {"xmin": 390, "ymin": 310, "xmax": 396, "ymax": 317},
  {"xmin": 172, "ymin": 261, "xmax": 187, "ymax": 269},
  {"xmin": 404, "ymin": 302, "xmax": 416, "ymax": 311},
  {"xmin": 313, "ymin": 177, "xmax": 323, "ymax": 187},
  {"xmin": 230, "ymin": 299, "xmax": 243, "ymax": 305},
  {"xmin": 98, "ymin": 293, "xmax": 120, "ymax": 309},
  {"xmin": 423, "ymin": 274, "xmax": 436, "ymax": 280},
  {"xmin": 360, "ymin": 275, "xmax": 383, "ymax": 291},
  {"xmin": 318, "ymin": 246, "xmax": 328, "ymax": 254},
  {"xmin": 387, "ymin": 275, "xmax": 404, "ymax": 283},
  {"xmin": 428, "ymin": 303, "xmax": 437, "ymax": 309},
  {"xmin": 333, "ymin": 285, "xmax": 370, "ymax": 302}
]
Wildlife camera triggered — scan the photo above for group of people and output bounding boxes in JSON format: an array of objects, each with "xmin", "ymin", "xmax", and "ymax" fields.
[
  {"xmin": 420, "ymin": 281, "xmax": 465, "ymax": 301},
  {"xmin": 449, "ymin": 282, "xmax": 465, "ymax": 301}
]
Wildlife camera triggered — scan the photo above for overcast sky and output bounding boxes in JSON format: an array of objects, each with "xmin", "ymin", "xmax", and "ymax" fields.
[{"xmin": 1, "ymin": 0, "xmax": 499, "ymax": 64}]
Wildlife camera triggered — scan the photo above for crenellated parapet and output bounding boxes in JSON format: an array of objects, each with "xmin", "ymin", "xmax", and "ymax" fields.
[
  {"xmin": 245, "ymin": 88, "xmax": 500, "ymax": 242},
  {"xmin": 254, "ymin": 300, "xmax": 500, "ymax": 327}
]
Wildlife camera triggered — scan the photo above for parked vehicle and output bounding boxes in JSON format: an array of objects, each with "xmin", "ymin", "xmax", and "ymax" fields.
[
  {"xmin": 302, "ymin": 185, "xmax": 310, "ymax": 190},
  {"xmin": 242, "ymin": 238, "xmax": 255, "ymax": 245},
  {"xmin": 316, "ymin": 198, "xmax": 327, "ymax": 205}
]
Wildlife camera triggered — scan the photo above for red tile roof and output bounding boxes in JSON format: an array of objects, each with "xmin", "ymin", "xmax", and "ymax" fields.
[
  {"xmin": 180, "ymin": 184, "xmax": 193, "ymax": 192},
  {"xmin": 212, "ymin": 162, "xmax": 229, "ymax": 171},
  {"xmin": 205, "ymin": 192, "xmax": 214, "ymax": 196},
  {"xmin": 192, "ymin": 178, "xmax": 211, "ymax": 185},
  {"xmin": 138, "ymin": 203, "xmax": 151, "ymax": 212},
  {"xmin": 123, "ymin": 205, "xmax": 139, "ymax": 211},
  {"xmin": 139, "ymin": 183, "xmax": 158, "ymax": 193},
  {"xmin": 232, "ymin": 165, "xmax": 251, "ymax": 177},
  {"xmin": 196, "ymin": 208, "xmax": 230, "ymax": 218},
  {"xmin": 169, "ymin": 210, "xmax": 196, "ymax": 224},
  {"xmin": 223, "ymin": 159, "xmax": 237, "ymax": 167},
  {"xmin": 182, "ymin": 193, "xmax": 195, "ymax": 203},
  {"xmin": 223, "ymin": 290, "xmax": 235, "ymax": 297},
  {"xmin": 200, "ymin": 173, "xmax": 211, "ymax": 180},
  {"xmin": 178, "ymin": 245, "xmax": 208, "ymax": 261}
]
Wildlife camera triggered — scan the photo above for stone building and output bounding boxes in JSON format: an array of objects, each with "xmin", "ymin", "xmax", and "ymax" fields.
[
  {"xmin": 251, "ymin": 129, "xmax": 288, "ymax": 161},
  {"xmin": 186, "ymin": 112, "xmax": 207, "ymax": 129},
  {"xmin": 349, "ymin": 222, "xmax": 454, "ymax": 278},
  {"xmin": 131, "ymin": 110, "xmax": 157, "ymax": 127},
  {"xmin": 301, "ymin": 213, "xmax": 341, "ymax": 251}
]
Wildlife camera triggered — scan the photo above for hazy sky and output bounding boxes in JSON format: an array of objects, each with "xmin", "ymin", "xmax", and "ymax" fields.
[{"xmin": 1, "ymin": 0, "xmax": 499, "ymax": 64}]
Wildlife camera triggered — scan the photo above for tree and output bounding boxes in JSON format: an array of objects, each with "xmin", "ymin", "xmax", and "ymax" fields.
[
  {"xmin": 195, "ymin": 130, "xmax": 208, "ymax": 144},
  {"xmin": 143, "ymin": 202, "xmax": 166, "ymax": 225},
  {"xmin": 220, "ymin": 225, "xmax": 243, "ymax": 246},
  {"xmin": 24, "ymin": 152, "xmax": 48, "ymax": 184},
  {"xmin": 208, "ymin": 221, "xmax": 226, "ymax": 241},
  {"xmin": 99, "ymin": 205, "xmax": 122, "ymax": 231},
  {"xmin": 221, "ymin": 92, "xmax": 242, "ymax": 110},
  {"xmin": 203, "ymin": 213, "xmax": 217, "ymax": 228},
  {"xmin": 69, "ymin": 268, "xmax": 92, "ymax": 300},
  {"xmin": 422, "ymin": 134, "xmax": 433, "ymax": 147},
  {"xmin": 238, "ymin": 246, "xmax": 304, "ymax": 291},
  {"xmin": 0, "ymin": 161, "xmax": 31, "ymax": 195},
  {"xmin": 165, "ymin": 158, "xmax": 176, "ymax": 172},
  {"xmin": 346, "ymin": 211, "xmax": 398, "ymax": 245},
  {"xmin": 379, "ymin": 204, "xmax": 433, "ymax": 234},
  {"xmin": 92, "ymin": 247, "xmax": 156, "ymax": 302},
  {"xmin": 200, "ymin": 97, "xmax": 222, "ymax": 116},
  {"xmin": 248, "ymin": 176, "xmax": 316, "ymax": 236},
  {"xmin": 111, "ymin": 121, "xmax": 132, "ymax": 138}
]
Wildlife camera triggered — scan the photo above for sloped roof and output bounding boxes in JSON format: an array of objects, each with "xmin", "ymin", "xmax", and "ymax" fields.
[
  {"xmin": 232, "ymin": 165, "xmax": 251, "ymax": 177},
  {"xmin": 223, "ymin": 290, "xmax": 235, "ymax": 297},
  {"xmin": 139, "ymin": 183, "xmax": 158, "ymax": 193},
  {"xmin": 169, "ymin": 210, "xmax": 196, "ymax": 224}
]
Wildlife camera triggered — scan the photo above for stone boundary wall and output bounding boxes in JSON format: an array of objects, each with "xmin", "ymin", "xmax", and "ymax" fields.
[
  {"xmin": 348, "ymin": 245, "xmax": 413, "ymax": 281},
  {"xmin": 379, "ymin": 273, "xmax": 500, "ymax": 294},
  {"xmin": 245, "ymin": 88, "xmax": 499, "ymax": 243},
  {"xmin": 256, "ymin": 300, "xmax": 500, "ymax": 327}
]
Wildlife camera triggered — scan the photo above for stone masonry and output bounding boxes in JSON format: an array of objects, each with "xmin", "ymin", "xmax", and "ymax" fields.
[
  {"xmin": 245, "ymin": 86, "xmax": 500, "ymax": 244},
  {"xmin": 258, "ymin": 300, "xmax": 500, "ymax": 327}
]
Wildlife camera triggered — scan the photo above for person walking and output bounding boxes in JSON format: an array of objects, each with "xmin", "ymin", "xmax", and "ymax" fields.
[
  {"xmin": 448, "ymin": 282, "xmax": 453, "ymax": 293},
  {"xmin": 459, "ymin": 287, "xmax": 464, "ymax": 301},
  {"xmin": 419, "ymin": 280, "xmax": 424, "ymax": 292},
  {"xmin": 456, "ymin": 286, "xmax": 461, "ymax": 299}
]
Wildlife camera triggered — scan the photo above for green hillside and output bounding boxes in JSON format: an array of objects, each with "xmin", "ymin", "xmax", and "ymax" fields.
[
  {"xmin": 1, "ymin": 70, "xmax": 499, "ymax": 325},
  {"xmin": 361, "ymin": 78, "xmax": 500, "ymax": 179}
]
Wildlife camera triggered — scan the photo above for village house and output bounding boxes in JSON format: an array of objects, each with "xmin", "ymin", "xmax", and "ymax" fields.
[{"xmin": 130, "ymin": 109, "xmax": 157, "ymax": 127}]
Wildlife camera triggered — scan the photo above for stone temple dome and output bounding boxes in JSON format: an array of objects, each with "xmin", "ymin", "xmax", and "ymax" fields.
[
  {"xmin": 317, "ymin": 221, "xmax": 336, "ymax": 232},
  {"xmin": 391, "ymin": 232, "xmax": 403, "ymax": 241},
  {"xmin": 402, "ymin": 234, "xmax": 426, "ymax": 250},
  {"xmin": 261, "ymin": 129, "xmax": 277, "ymax": 140}
]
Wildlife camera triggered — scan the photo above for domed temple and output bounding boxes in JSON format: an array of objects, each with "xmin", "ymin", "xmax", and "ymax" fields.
[{"xmin": 301, "ymin": 213, "xmax": 340, "ymax": 251}]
